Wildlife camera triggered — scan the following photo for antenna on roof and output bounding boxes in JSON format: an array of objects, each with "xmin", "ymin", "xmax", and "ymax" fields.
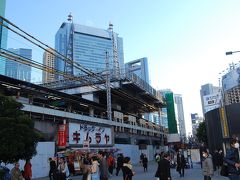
[{"xmin": 67, "ymin": 13, "xmax": 73, "ymax": 23}]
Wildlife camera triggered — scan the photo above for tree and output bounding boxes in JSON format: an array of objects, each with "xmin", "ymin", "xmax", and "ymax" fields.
[
  {"xmin": 0, "ymin": 93, "xmax": 39, "ymax": 164},
  {"xmin": 196, "ymin": 121, "xmax": 208, "ymax": 144}
]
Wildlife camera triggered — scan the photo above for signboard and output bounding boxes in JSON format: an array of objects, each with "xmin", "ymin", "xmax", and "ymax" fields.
[
  {"xmin": 203, "ymin": 93, "xmax": 221, "ymax": 113},
  {"xmin": 57, "ymin": 124, "xmax": 67, "ymax": 148},
  {"xmin": 69, "ymin": 123, "xmax": 112, "ymax": 146}
]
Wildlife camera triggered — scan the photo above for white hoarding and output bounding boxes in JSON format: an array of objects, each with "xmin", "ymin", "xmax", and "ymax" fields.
[
  {"xmin": 69, "ymin": 123, "xmax": 113, "ymax": 146},
  {"xmin": 203, "ymin": 93, "xmax": 221, "ymax": 113}
]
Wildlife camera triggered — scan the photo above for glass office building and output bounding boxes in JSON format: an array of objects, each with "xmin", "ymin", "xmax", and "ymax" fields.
[
  {"xmin": 0, "ymin": 0, "xmax": 7, "ymax": 75},
  {"xmin": 55, "ymin": 21, "xmax": 124, "ymax": 80},
  {"xmin": 5, "ymin": 48, "xmax": 32, "ymax": 82}
]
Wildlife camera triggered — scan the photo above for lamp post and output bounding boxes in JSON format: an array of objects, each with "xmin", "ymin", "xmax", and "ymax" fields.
[{"xmin": 226, "ymin": 51, "xmax": 240, "ymax": 55}]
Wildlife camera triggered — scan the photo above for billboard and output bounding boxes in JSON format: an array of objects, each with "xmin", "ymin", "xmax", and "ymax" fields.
[
  {"xmin": 203, "ymin": 93, "xmax": 221, "ymax": 113},
  {"xmin": 69, "ymin": 123, "xmax": 113, "ymax": 146},
  {"xmin": 222, "ymin": 68, "xmax": 240, "ymax": 91}
]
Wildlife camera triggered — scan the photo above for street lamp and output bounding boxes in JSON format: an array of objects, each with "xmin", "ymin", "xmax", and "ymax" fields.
[{"xmin": 226, "ymin": 51, "xmax": 240, "ymax": 56}]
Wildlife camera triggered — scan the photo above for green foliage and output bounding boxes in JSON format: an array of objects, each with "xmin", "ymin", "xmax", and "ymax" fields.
[
  {"xmin": 196, "ymin": 121, "xmax": 208, "ymax": 144},
  {"xmin": 0, "ymin": 93, "xmax": 39, "ymax": 164}
]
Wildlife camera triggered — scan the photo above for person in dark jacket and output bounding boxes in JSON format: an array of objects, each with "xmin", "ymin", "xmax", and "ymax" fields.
[
  {"xmin": 176, "ymin": 151, "xmax": 186, "ymax": 177},
  {"xmin": 224, "ymin": 139, "xmax": 240, "ymax": 180},
  {"xmin": 48, "ymin": 158, "xmax": 56, "ymax": 180},
  {"xmin": 98, "ymin": 151, "xmax": 108, "ymax": 180},
  {"xmin": 122, "ymin": 157, "xmax": 134, "ymax": 180},
  {"xmin": 116, "ymin": 154, "xmax": 124, "ymax": 176},
  {"xmin": 142, "ymin": 155, "xmax": 148, "ymax": 172},
  {"xmin": 155, "ymin": 152, "xmax": 171, "ymax": 180}
]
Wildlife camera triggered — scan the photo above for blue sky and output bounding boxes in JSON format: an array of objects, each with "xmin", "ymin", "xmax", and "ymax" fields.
[{"xmin": 5, "ymin": 0, "xmax": 240, "ymax": 134}]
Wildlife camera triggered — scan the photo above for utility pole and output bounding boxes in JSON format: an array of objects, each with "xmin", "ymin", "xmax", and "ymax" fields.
[{"xmin": 105, "ymin": 51, "xmax": 112, "ymax": 121}]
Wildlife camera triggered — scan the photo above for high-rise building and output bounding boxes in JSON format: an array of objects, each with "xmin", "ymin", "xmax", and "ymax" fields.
[
  {"xmin": 0, "ymin": 0, "xmax": 7, "ymax": 75},
  {"xmin": 125, "ymin": 57, "xmax": 149, "ymax": 83},
  {"xmin": 191, "ymin": 113, "xmax": 204, "ymax": 140},
  {"xmin": 42, "ymin": 48, "xmax": 55, "ymax": 83},
  {"xmin": 174, "ymin": 94, "xmax": 186, "ymax": 141},
  {"xmin": 55, "ymin": 16, "xmax": 124, "ymax": 80},
  {"xmin": 125, "ymin": 57, "xmax": 153, "ymax": 121},
  {"xmin": 5, "ymin": 48, "xmax": 32, "ymax": 82},
  {"xmin": 200, "ymin": 83, "xmax": 221, "ymax": 114},
  {"xmin": 160, "ymin": 89, "xmax": 186, "ymax": 142}
]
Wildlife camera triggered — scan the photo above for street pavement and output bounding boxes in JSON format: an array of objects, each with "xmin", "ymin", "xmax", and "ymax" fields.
[{"xmin": 34, "ymin": 162, "xmax": 229, "ymax": 180}]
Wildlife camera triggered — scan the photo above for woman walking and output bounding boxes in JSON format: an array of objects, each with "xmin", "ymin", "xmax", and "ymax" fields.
[
  {"xmin": 23, "ymin": 159, "xmax": 32, "ymax": 180},
  {"xmin": 122, "ymin": 157, "xmax": 134, "ymax": 180},
  {"xmin": 202, "ymin": 150, "xmax": 214, "ymax": 180}
]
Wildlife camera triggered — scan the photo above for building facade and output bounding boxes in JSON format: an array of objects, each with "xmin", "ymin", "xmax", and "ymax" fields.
[
  {"xmin": 174, "ymin": 94, "xmax": 186, "ymax": 141},
  {"xmin": 191, "ymin": 113, "xmax": 204, "ymax": 139},
  {"xmin": 55, "ymin": 17, "xmax": 124, "ymax": 80},
  {"xmin": 0, "ymin": 0, "xmax": 7, "ymax": 75},
  {"xmin": 125, "ymin": 57, "xmax": 150, "ymax": 83},
  {"xmin": 5, "ymin": 48, "xmax": 32, "ymax": 82},
  {"xmin": 200, "ymin": 83, "xmax": 221, "ymax": 114},
  {"xmin": 42, "ymin": 48, "xmax": 55, "ymax": 83}
]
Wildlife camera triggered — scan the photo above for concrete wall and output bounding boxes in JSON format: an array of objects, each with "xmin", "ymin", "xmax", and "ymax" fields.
[
  {"xmin": 6, "ymin": 142, "xmax": 55, "ymax": 179},
  {"xmin": 114, "ymin": 144, "xmax": 158, "ymax": 164}
]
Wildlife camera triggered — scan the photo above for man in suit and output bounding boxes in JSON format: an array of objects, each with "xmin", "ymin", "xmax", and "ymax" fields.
[
  {"xmin": 155, "ymin": 152, "xmax": 171, "ymax": 180},
  {"xmin": 177, "ymin": 151, "xmax": 186, "ymax": 177}
]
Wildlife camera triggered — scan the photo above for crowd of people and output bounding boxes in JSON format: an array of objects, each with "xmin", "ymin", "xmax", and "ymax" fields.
[{"xmin": 7, "ymin": 138, "xmax": 240, "ymax": 180}]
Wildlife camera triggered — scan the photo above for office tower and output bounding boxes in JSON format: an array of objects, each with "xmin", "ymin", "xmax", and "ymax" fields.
[
  {"xmin": 55, "ymin": 15, "xmax": 124, "ymax": 80},
  {"xmin": 0, "ymin": 0, "xmax": 7, "ymax": 75},
  {"xmin": 125, "ymin": 57, "xmax": 150, "ymax": 83},
  {"xmin": 160, "ymin": 90, "xmax": 186, "ymax": 140},
  {"xmin": 42, "ymin": 48, "xmax": 55, "ymax": 83},
  {"xmin": 5, "ymin": 48, "xmax": 32, "ymax": 82},
  {"xmin": 200, "ymin": 83, "xmax": 221, "ymax": 114},
  {"xmin": 191, "ymin": 113, "xmax": 204, "ymax": 139},
  {"xmin": 174, "ymin": 94, "xmax": 186, "ymax": 141},
  {"xmin": 125, "ymin": 57, "xmax": 153, "ymax": 121}
]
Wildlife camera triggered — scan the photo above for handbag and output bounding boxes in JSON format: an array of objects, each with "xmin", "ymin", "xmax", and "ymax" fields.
[{"xmin": 220, "ymin": 164, "xmax": 229, "ymax": 177}]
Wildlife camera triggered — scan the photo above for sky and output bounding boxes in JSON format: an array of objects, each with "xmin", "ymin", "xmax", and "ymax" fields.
[{"xmin": 4, "ymin": 0, "xmax": 240, "ymax": 135}]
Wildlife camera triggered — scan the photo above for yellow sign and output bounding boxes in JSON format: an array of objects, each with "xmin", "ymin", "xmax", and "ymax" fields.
[{"xmin": 219, "ymin": 107, "xmax": 229, "ymax": 138}]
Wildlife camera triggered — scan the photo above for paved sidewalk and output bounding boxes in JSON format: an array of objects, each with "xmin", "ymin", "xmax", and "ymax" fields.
[{"xmin": 33, "ymin": 162, "xmax": 228, "ymax": 180}]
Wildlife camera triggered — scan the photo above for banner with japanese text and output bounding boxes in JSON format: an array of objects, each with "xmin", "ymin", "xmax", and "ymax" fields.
[
  {"xmin": 69, "ymin": 123, "xmax": 112, "ymax": 146},
  {"xmin": 57, "ymin": 124, "xmax": 67, "ymax": 148}
]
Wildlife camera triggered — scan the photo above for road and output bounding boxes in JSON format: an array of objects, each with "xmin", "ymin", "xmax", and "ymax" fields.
[{"xmin": 34, "ymin": 162, "xmax": 228, "ymax": 180}]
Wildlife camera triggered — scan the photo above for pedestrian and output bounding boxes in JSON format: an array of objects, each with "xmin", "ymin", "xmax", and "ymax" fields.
[
  {"xmin": 202, "ymin": 149, "xmax": 214, "ymax": 180},
  {"xmin": 155, "ymin": 152, "xmax": 171, "ymax": 180},
  {"xmin": 91, "ymin": 156, "xmax": 100, "ymax": 180},
  {"xmin": 140, "ymin": 153, "xmax": 144, "ymax": 164},
  {"xmin": 107, "ymin": 154, "xmax": 115, "ymax": 176},
  {"xmin": 48, "ymin": 158, "xmax": 57, "ymax": 180},
  {"xmin": 122, "ymin": 157, "xmax": 134, "ymax": 180},
  {"xmin": 176, "ymin": 151, "xmax": 186, "ymax": 177},
  {"xmin": 212, "ymin": 150, "xmax": 219, "ymax": 171},
  {"xmin": 155, "ymin": 153, "xmax": 161, "ymax": 163},
  {"xmin": 116, "ymin": 153, "xmax": 124, "ymax": 176},
  {"xmin": 10, "ymin": 162, "xmax": 23, "ymax": 180},
  {"xmin": 58, "ymin": 157, "xmax": 70, "ymax": 180},
  {"xmin": 224, "ymin": 138, "xmax": 240, "ymax": 180},
  {"xmin": 23, "ymin": 159, "xmax": 32, "ymax": 180},
  {"xmin": 142, "ymin": 154, "xmax": 148, "ymax": 172},
  {"xmin": 81, "ymin": 153, "xmax": 91, "ymax": 180},
  {"xmin": 98, "ymin": 151, "xmax": 108, "ymax": 180}
]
